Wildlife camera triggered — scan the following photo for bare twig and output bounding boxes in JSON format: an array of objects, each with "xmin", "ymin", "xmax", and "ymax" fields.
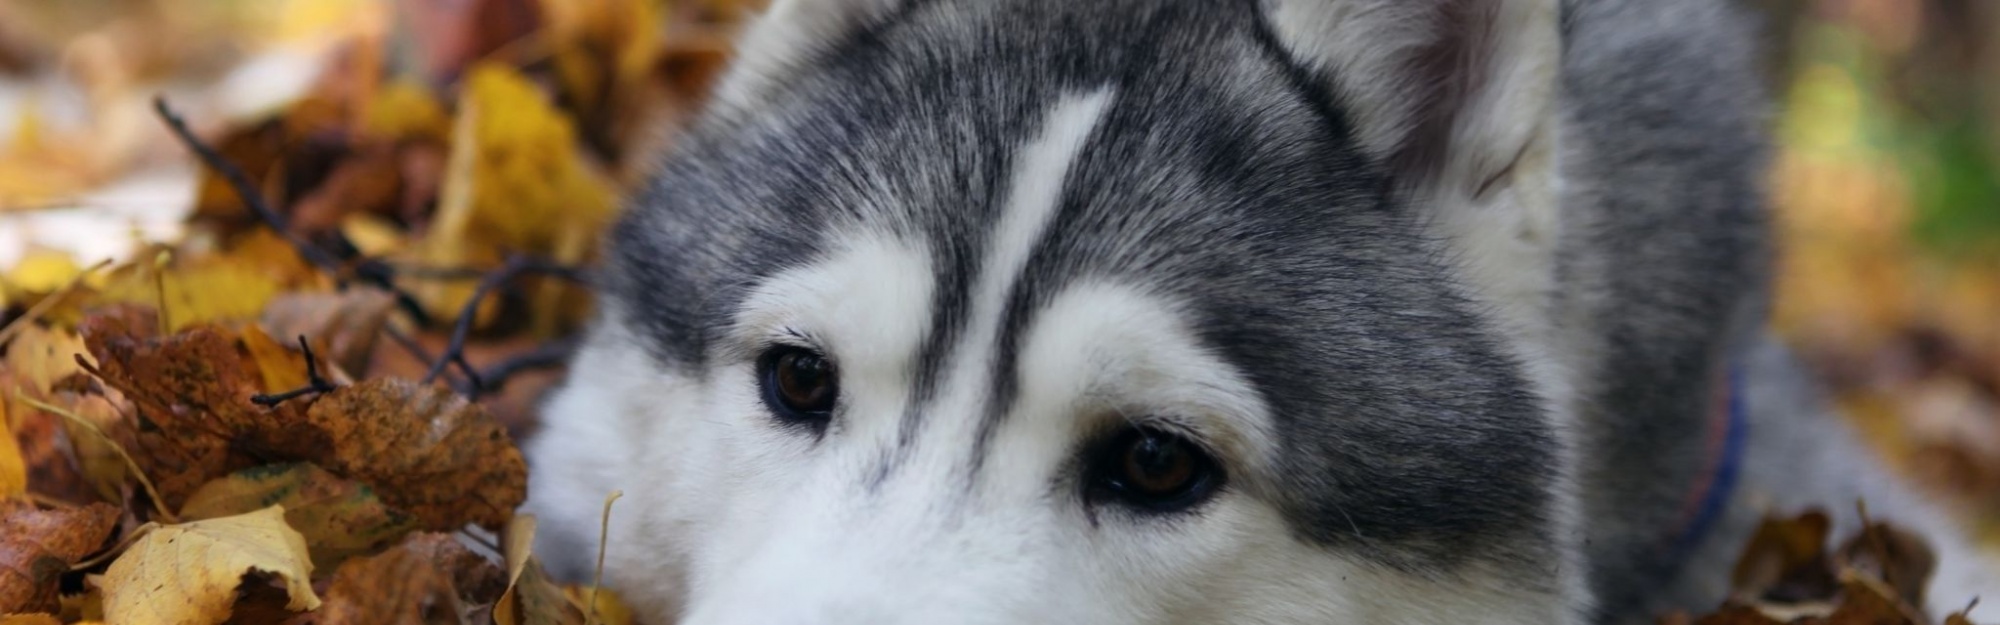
[
  {"xmin": 473, "ymin": 335, "xmax": 579, "ymax": 398},
  {"xmin": 152, "ymin": 97, "xmax": 434, "ymax": 326},
  {"xmin": 423, "ymin": 254, "xmax": 589, "ymax": 388},
  {"xmin": 152, "ymin": 97, "xmax": 343, "ymax": 274},
  {"xmin": 250, "ymin": 336, "xmax": 338, "ymax": 406}
]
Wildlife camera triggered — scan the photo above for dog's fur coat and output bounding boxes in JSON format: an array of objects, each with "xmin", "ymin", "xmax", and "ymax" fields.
[{"xmin": 523, "ymin": 0, "xmax": 2000, "ymax": 622}]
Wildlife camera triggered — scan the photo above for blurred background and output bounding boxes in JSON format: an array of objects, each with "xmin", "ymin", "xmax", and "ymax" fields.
[{"xmin": 0, "ymin": 0, "xmax": 1994, "ymax": 541}]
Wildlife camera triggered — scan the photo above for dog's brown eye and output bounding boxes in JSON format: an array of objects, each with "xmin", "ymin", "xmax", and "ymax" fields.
[
  {"xmin": 1122, "ymin": 433, "xmax": 1197, "ymax": 495},
  {"xmin": 1089, "ymin": 427, "xmax": 1221, "ymax": 513},
  {"xmin": 760, "ymin": 346, "xmax": 838, "ymax": 422}
]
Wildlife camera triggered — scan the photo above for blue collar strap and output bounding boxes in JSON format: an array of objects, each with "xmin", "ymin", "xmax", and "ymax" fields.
[{"xmin": 1665, "ymin": 365, "xmax": 1748, "ymax": 557}]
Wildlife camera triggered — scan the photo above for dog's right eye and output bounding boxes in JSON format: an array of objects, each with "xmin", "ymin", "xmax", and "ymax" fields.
[
  {"xmin": 758, "ymin": 346, "xmax": 839, "ymax": 425},
  {"xmin": 1085, "ymin": 426, "xmax": 1223, "ymax": 514}
]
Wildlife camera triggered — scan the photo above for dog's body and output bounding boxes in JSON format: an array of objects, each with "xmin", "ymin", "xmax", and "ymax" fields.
[{"xmin": 523, "ymin": 0, "xmax": 1998, "ymax": 622}]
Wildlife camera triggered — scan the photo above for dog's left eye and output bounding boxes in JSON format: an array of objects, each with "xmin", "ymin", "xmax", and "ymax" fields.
[{"xmin": 1087, "ymin": 427, "xmax": 1222, "ymax": 513}]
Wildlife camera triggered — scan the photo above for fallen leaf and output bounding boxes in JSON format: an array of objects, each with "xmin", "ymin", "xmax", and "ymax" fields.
[
  {"xmin": 260, "ymin": 288, "xmax": 396, "ymax": 379},
  {"xmin": 83, "ymin": 310, "xmax": 526, "ymax": 529},
  {"xmin": 0, "ymin": 400, "xmax": 24, "ymax": 498},
  {"xmin": 396, "ymin": 533, "xmax": 508, "ymax": 606},
  {"xmin": 494, "ymin": 515, "xmax": 584, "ymax": 625},
  {"xmin": 310, "ymin": 533, "xmax": 474, "ymax": 625},
  {"xmin": 58, "ymin": 585, "xmax": 104, "ymax": 623},
  {"xmin": 1825, "ymin": 570, "xmax": 1925, "ymax": 625},
  {"xmin": 1731, "ymin": 510, "xmax": 1840, "ymax": 603},
  {"xmin": 1836, "ymin": 515, "xmax": 1938, "ymax": 608},
  {"xmin": 93, "ymin": 254, "xmax": 288, "ymax": 334},
  {"xmin": 1, "ymin": 385, "xmax": 95, "ymax": 506},
  {"xmin": 561, "ymin": 586, "xmax": 635, "ymax": 625},
  {"xmin": 38, "ymin": 389, "xmax": 134, "ymax": 505},
  {"xmin": 415, "ymin": 62, "xmax": 613, "ymax": 334},
  {"xmin": 179, "ymin": 463, "xmax": 419, "ymax": 570},
  {"xmin": 101, "ymin": 505, "xmax": 321, "ymax": 625},
  {"xmin": 0, "ymin": 499, "xmax": 120, "ymax": 614},
  {"xmin": 302, "ymin": 377, "xmax": 527, "ymax": 530},
  {"xmin": 238, "ymin": 324, "xmax": 318, "ymax": 393},
  {"xmin": 3, "ymin": 324, "xmax": 88, "ymax": 395},
  {"xmin": 80, "ymin": 309, "xmax": 307, "ymax": 507}
]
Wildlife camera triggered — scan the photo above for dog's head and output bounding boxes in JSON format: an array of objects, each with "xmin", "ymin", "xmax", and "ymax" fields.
[{"xmin": 529, "ymin": 0, "xmax": 1584, "ymax": 622}]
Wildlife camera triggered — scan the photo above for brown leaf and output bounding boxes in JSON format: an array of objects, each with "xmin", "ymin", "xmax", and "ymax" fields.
[
  {"xmin": 260, "ymin": 289, "xmax": 397, "ymax": 379},
  {"xmin": 303, "ymin": 377, "xmax": 527, "ymax": 530},
  {"xmin": 178, "ymin": 463, "xmax": 420, "ymax": 571},
  {"xmin": 1731, "ymin": 510, "xmax": 1841, "ymax": 603},
  {"xmin": 309, "ymin": 533, "xmax": 469, "ymax": 625},
  {"xmin": 1693, "ymin": 603, "xmax": 1790, "ymax": 625},
  {"xmin": 1835, "ymin": 517, "xmax": 1937, "ymax": 607},
  {"xmin": 0, "ymin": 614, "xmax": 62, "ymax": 625},
  {"xmin": 82, "ymin": 309, "xmax": 525, "ymax": 529},
  {"xmin": 78, "ymin": 308, "xmax": 317, "ymax": 508},
  {"xmin": 396, "ymin": 533, "xmax": 508, "ymax": 606},
  {"xmin": 0, "ymin": 499, "xmax": 120, "ymax": 614},
  {"xmin": 1825, "ymin": 570, "xmax": 1925, "ymax": 625},
  {"xmin": 2, "ymin": 384, "xmax": 94, "ymax": 506}
]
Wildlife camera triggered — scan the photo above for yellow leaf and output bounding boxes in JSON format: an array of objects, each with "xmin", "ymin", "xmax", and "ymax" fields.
[
  {"xmin": 416, "ymin": 62, "xmax": 614, "ymax": 333},
  {"xmin": 4, "ymin": 249, "xmax": 83, "ymax": 294},
  {"xmin": 494, "ymin": 515, "xmax": 585, "ymax": 625},
  {"xmin": 95, "ymin": 257, "xmax": 282, "ymax": 333},
  {"xmin": 562, "ymin": 586, "xmax": 636, "ymax": 625},
  {"xmin": 359, "ymin": 80, "xmax": 451, "ymax": 143},
  {"xmin": 238, "ymin": 325, "xmax": 310, "ymax": 393},
  {"xmin": 0, "ymin": 402, "xmax": 24, "ymax": 498},
  {"xmin": 2, "ymin": 324, "xmax": 89, "ymax": 395},
  {"xmin": 101, "ymin": 505, "xmax": 322, "ymax": 625}
]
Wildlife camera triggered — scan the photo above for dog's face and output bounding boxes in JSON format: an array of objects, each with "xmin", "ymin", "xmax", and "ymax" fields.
[{"xmin": 528, "ymin": 0, "xmax": 1583, "ymax": 623}]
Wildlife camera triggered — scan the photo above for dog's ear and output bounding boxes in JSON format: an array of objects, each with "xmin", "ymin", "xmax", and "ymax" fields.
[
  {"xmin": 711, "ymin": 0, "xmax": 902, "ymax": 114},
  {"xmin": 1264, "ymin": 0, "xmax": 1564, "ymax": 367},
  {"xmin": 1261, "ymin": 0, "xmax": 1556, "ymax": 202}
]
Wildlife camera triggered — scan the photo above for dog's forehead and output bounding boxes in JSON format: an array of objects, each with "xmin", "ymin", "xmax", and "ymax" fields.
[{"xmin": 605, "ymin": 0, "xmax": 1562, "ymax": 571}]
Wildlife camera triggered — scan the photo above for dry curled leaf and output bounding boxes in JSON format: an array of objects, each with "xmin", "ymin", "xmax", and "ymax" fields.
[
  {"xmin": 494, "ymin": 515, "xmax": 584, "ymax": 625},
  {"xmin": 310, "ymin": 533, "xmax": 489, "ymax": 625},
  {"xmin": 1731, "ymin": 510, "xmax": 1839, "ymax": 603},
  {"xmin": 79, "ymin": 309, "xmax": 316, "ymax": 508},
  {"xmin": 260, "ymin": 289, "xmax": 397, "ymax": 378},
  {"xmin": 0, "ymin": 499, "xmax": 120, "ymax": 614},
  {"xmin": 302, "ymin": 377, "xmax": 527, "ymax": 530},
  {"xmin": 82, "ymin": 309, "xmax": 526, "ymax": 529},
  {"xmin": 101, "ymin": 505, "xmax": 321, "ymax": 625},
  {"xmin": 178, "ymin": 463, "xmax": 420, "ymax": 571},
  {"xmin": 396, "ymin": 533, "xmax": 508, "ymax": 606},
  {"xmin": 1836, "ymin": 515, "xmax": 1937, "ymax": 607}
]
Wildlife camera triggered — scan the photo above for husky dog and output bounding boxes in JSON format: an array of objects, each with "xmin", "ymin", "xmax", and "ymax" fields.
[{"xmin": 523, "ymin": 0, "xmax": 1998, "ymax": 622}]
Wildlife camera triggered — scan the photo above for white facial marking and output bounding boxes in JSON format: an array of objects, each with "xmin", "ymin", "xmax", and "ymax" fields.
[{"xmin": 920, "ymin": 87, "xmax": 1117, "ymax": 453}]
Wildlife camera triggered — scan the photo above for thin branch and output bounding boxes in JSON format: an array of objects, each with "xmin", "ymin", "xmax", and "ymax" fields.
[
  {"xmin": 153, "ymin": 97, "xmax": 433, "ymax": 326},
  {"xmin": 472, "ymin": 336, "xmax": 578, "ymax": 398},
  {"xmin": 250, "ymin": 336, "xmax": 339, "ymax": 406},
  {"xmin": 152, "ymin": 97, "xmax": 343, "ymax": 275},
  {"xmin": 423, "ymin": 254, "xmax": 589, "ymax": 388}
]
